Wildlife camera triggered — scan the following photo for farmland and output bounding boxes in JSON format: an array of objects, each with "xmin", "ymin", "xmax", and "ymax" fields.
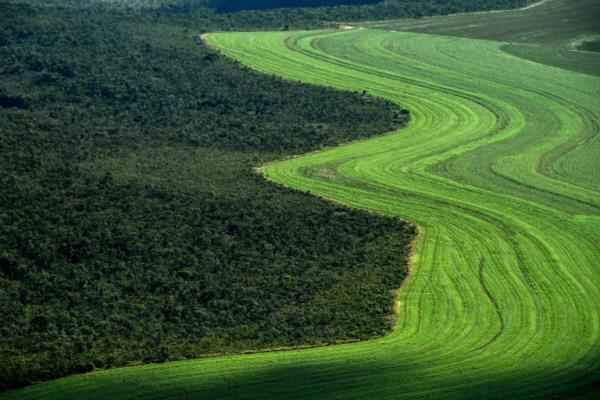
[{"xmin": 3, "ymin": 0, "xmax": 599, "ymax": 398}]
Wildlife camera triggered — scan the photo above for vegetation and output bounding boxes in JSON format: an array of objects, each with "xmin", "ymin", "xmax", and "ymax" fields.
[
  {"xmin": 13, "ymin": 0, "xmax": 534, "ymax": 30},
  {"xmin": 3, "ymin": 0, "xmax": 598, "ymax": 399},
  {"xmin": 576, "ymin": 38, "xmax": 600, "ymax": 53},
  {"xmin": 3, "ymin": 0, "xmax": 597, "ymax": 398},
  {"xmin": 362, "ymin": 0, "xmax": 600, "ymax": 76},
  {"xmin": 0, "ymin": 1, "xmax": 417, "ymax": 391},
  {"xmin": 214, "ymin": 0, "xmax": 383, "ymax": 12},
  {"xmin": 159, "ymin": 0, "xmax": 535, "ymax": 27},
  {"xmin": 0, "ymin": 0, "xmax": 539, "ymax": 392},
  {"xmin": 210, "ymin": 6, "xmax": 600, "ymax": 398}
]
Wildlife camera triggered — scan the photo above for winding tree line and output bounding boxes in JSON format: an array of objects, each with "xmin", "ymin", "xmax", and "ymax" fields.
[
  {"xmin": 1, "ymin": 0, "xmax": 532, "ymax": 391},
  {"xmin": 0, "ymin": 2, "xmax": 413, "ymax": 390}
]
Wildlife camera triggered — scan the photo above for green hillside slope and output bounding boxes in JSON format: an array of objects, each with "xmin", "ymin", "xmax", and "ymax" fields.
[
  {"xmin": 3, "ymin": 0, "xmax": 599, "ymax": 398},
  {"xmin": 362, "ymin": 0, "xmax": 600, "ymax": 76}
]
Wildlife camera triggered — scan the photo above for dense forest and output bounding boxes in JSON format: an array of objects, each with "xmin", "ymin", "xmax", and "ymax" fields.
[
  {"xmin": 1, "ymin": 0, "xmax": 534, "ymax": 392},
  {"xmin": 0, "ymin": 1, "xmax": 415, "ymax": 390},
  {"xmin": 12, "ymin": 0, "xmax": 535, "ymax": 29},
  {"xmin": 214, "ymin": 0, "xmax": 382, "ymax": 12}
]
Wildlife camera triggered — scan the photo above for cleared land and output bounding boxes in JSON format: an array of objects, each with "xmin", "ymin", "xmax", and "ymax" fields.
[
  {"xmin": 3, "ymin": 0, "xmax": 599, "ymax": 398},
  {"xmin": 361, "ymin": 0, "xmax": 600, "ymax": 76}
]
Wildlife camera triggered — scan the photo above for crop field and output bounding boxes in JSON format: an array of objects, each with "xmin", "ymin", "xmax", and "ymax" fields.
[
  {"xmin": 3, "ymin": 0, "xmax": 599, "ymax": 399},
  {"xmin": 361, "ymin": 0, "xmax": 600, "ymax": 76}
]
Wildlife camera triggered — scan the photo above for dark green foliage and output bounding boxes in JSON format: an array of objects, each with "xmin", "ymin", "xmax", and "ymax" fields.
[
  {"xmin": 211, "ymin": 0, "xmax": 532, "ymax": 16},
  {"xmin": 578, "ymin": 39, "xmax": 600, "ymax": 53},
  {"xmin": 0, "ymin": 92, "xmax": 28, "ymax": 109},
  {"xmin": 0, "ymin": 2, "xmax": 414, "ymax": 390},
  {"xmin": 215, "ymin": 0, "xmax": 383, "ymax": 12},
  {"xmin": 162, "ymin": 0, "xmax": 534, "ymax": 29},
  {"xmin": 11, "ymin": 0, "xmax": 535, "ymax": 31}
]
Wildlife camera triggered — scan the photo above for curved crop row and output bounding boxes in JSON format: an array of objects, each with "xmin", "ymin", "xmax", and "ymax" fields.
[
  {"xmin": 5, "ymin": 23, "xmax": 599, "ymax": 400},
  {"xmin": 206, "ymin": 28, "xmax": 600, "ymax": 398}
]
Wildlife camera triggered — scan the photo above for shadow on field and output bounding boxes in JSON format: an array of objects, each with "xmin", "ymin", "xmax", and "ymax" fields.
[
  {"xmin": 154, "ymin": 355, "xmax": 600, "ymax": 400},
  {"xmin": 5, "ymin": 344, "xmax": 599, "ymax": 399}
]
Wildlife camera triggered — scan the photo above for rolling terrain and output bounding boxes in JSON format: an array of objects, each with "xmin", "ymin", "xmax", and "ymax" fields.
[
  {"xmin": 0, "ymin": 2, "xmax": 414, "ymax": 389},
  {"xmin": 361, "ymin": 0, "xmax": 600, "ymax": 76},
  {"xmin": 3, "ymin": 0, "xmax": 599, "ymax": 398}
]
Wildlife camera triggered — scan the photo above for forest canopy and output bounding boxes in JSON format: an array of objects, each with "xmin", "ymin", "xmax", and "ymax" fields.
[
  {"xmin": 0, "ymin": 1, "xmax": 413, "ymax": 390},
  {"xmin": 1, "ymin": 0, "xmax": 533, "ymax": 392},
  {"xmin": 10, "ymin": 0, "xmax": 535, "ymax": 28},
  {"xmin": 214, "ymin": 0, "xmax": 383, "ymax": 12}
]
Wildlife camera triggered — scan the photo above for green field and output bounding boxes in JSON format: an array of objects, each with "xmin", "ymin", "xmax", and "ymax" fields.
[
  {"xmin": 361, "ymin": 0, "xmax": 600, "ymax": 76},
  {"xmin": 4, "ymin": 0, "xmax": 599, "ymax": 398}
]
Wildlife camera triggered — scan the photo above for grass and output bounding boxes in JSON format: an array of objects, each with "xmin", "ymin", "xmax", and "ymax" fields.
[
  {"xmin": 361, "ymin": 0, "xmax": 600, "ymax": 76},
  {"xmin": 3, "ymin": 0, "xmax": 599, "ymax": 398}
]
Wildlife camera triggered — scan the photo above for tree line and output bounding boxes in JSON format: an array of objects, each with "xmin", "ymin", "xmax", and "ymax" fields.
[
  {"xmin": 0, "ymin": 0, "xmax": 534, "ymax": 391},
  {"xmin": 0, "ymin": 1, "xmax": 413, "ymax": 390}
]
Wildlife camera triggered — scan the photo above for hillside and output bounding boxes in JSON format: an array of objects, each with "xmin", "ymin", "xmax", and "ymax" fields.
[
  {"xmin": 214, "ymin": 0, "xmax": 383, "ymax": 12},
  {"xmin": 2, "ymin": 0, "xmax": 597, "ymax": 398},
  {"xmin": 0, "ymin": 1, "xmax": 414, "ymax": 390},
  {"xmin": 362, "ymin": 0, "xmax": 600, "ymax": 76},
  {"xmin": 14, "ymin": 0, "xmax": 535, "ymax": 27}
]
